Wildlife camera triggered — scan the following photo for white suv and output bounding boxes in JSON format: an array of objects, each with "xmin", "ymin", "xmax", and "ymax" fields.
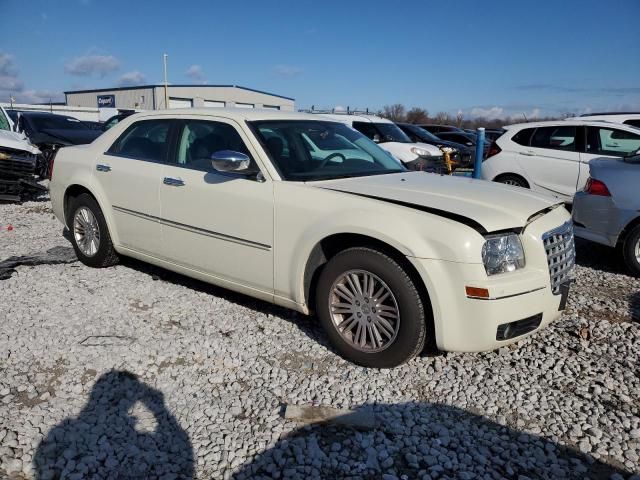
[
  {"xmin": 481, "ymin": 120, "xmax": 640, "ymax": 202},
  {"xmin": 50, "ymin": 109, "xmax": 573, "ymax": 367},
  {"xmin": 319, "ymin": 113, "xmax": 444, "ymax": 170},
  {"xmin": 566, "ymin": 113, "xmax": 640, "ymax": 129}
]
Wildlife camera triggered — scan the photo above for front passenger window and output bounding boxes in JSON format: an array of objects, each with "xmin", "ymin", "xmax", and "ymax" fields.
[
  {"xmin": 175, "ymin": 120, "xmax": 256, "ymax": 173},
  {"xmin": 109, "ymin": 120, "xmax": 172, "ymax": 162}
]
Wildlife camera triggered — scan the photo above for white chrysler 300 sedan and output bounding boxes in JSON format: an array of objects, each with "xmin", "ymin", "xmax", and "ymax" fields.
[{"xmin": 49, "ymin": 109, "xmax": 574, "ymax": 368}]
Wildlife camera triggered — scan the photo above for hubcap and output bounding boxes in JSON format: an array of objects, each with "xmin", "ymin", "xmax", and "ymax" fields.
[
  {"xmin": 73, "ymin": 207, "xmax": 100, "ymax": 257},
  {"xmin": 502, "ymin": 179, "xmax": 520, "ymax": 186},
  {"xmin": 328, "ymin": 270, "xmax": 400, "ymax": 353},
  {"xmin": 635, "ymin": 238, "xmax": 640, "ymax": 263}
]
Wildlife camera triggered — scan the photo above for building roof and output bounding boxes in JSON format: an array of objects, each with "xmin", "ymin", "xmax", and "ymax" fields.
[{"xmin": 64, "ymin": 84, "xmax": 295, "ymax": 101}]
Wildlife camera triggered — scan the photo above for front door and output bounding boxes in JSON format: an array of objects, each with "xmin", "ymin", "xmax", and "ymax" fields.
[
  {"xmin": 98, "ymin": 119, "xmax": 173, "ymax": 255},
  {"xmin": 159, "ymin": 117, "xmax": 274, "ymax": 294},
  {"xmin": 516, "ymin": 125, "xmax": 580, "ymax": 201}
]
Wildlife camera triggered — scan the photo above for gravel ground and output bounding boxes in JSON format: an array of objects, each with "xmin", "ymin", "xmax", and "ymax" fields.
[{"xmin": 0, "ymin": 195, "xmax": 639, "ymax": 479}]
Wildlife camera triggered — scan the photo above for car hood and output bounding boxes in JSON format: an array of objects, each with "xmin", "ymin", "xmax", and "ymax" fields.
[
  {"xmin": 0, "ymin": 129, "xmax": 41, "ymax": 154},
  {"xmin": 311, "ymin": 172, "xmax": 562, "ymax": 233},
  {"xmin": 39, "ymin": 128, "xmax": 102, "ymax": 145}
]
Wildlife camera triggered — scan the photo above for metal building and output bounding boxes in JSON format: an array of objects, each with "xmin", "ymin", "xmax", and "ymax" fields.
[{"xmin": 64, "ymin": 84, "xmax": 295, "ymax": 111}]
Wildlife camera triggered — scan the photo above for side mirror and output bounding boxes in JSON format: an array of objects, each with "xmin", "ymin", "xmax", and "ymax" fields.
[{"xmin": 211, "ymin": 150, "xmax": 251, "ymax": 172}]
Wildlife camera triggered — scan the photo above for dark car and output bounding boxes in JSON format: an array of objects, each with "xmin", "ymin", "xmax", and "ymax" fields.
[
  {"xmin": 16, "ymin": 112, "xmax": 102, "ymax": 177},
  {"xmin": 418, "ymin": 124, "xmax": 465, "ymax": 135},
  {"xmin": 484, "ymin": 129, "xmax": 506, "ymax": 143},
  {"xmin": 396, "ymin": 123, "xmax": 473, "ymax": 167},
  {"xmin": 435, "ymin": 131, "xmax": 492, "ymax": 157}
]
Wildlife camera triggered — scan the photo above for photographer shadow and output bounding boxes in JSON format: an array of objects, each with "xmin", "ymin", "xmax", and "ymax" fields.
[{"xmin": 33, "ymin": 370, "xmax": 193, "ymax": 479}]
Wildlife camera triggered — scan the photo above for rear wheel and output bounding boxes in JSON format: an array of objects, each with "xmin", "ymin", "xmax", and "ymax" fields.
[
  {"xmin": 67, "ymin": 193, "xmax": 119, "ymax": 268},
  {"xmin": 315, "ymin": 247, "xmax": 427, "ymax": 368},
  {"xmin": 495, "ymin": 174, "xmax": 529, "ymax": 188},
  {"xmin": 621, "ymin": 224, "xmax": 640, "ymax": 277}
]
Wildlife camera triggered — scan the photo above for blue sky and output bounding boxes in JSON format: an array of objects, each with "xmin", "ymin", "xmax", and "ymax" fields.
[{"xmin": 2, "ymin": 0, "xmax": 639, "ymax": 119}]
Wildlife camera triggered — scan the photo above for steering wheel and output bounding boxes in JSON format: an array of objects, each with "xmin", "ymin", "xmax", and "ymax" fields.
[{"xmin": 316, "ymin": 152, "xmax": 347, "ymax": 169}]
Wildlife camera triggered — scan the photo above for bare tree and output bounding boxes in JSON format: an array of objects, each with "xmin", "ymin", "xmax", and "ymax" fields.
[
  {"xmin": 405, "ymin": 107, "xmax": 429, "ymax": 124},
  {"xmin": 434, "ymin": 111, "xmax": 452, "ymax": 125},
  {"xmin": 380, "ymin": 104, "xmax": 406, "ymax": 122},
  {"xmin": 455, "ymin": 112, "xmax": 464, "ymax": 127}
]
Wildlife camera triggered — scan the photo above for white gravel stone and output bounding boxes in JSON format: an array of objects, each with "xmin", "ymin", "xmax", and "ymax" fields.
[{"xmin": 0, "ymin": 196, "xmax": 638, "ymax": 479}]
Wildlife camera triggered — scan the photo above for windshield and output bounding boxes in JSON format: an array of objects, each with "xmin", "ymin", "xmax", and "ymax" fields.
[
  {"xmin": 0, "ymin": 110, "xmax": 10, "ymax": 131},
  {"xmin": 403, "ymin": 124, "xmax": 441, "ymax": 142},
  {"xmin": 251, "ymin": 120, "xmax": 406, "ymax": 181},
  {"xmin": 31, "ymin": 115, "xmax": 89, "ymax": 131}
]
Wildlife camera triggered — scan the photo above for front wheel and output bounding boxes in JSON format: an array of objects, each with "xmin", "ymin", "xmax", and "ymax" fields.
[
  {"xmin": 621, "ymin": 225, "xmax": 640, "ymax": 277},
  {"xmin": 67, "ymin": 193, "xmax": 119, "ymax": 268},
  {"xmin": 315, "ymin": 247, "xmax": 428, "ymax": 368}
]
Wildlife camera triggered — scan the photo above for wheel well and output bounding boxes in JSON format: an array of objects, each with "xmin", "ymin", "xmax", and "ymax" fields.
[
  {"xmin": 63, "ymin": 185, "xmax": 95, "ymax": 222},
  {"xmin": 617, "ymin": 215, "xmax": 640, "ymax": 248},
  {"xmin": 494, "ymin": 173, "xmax": 530, "ymax": 188},
  {"xmin": 303, "ymin": 233, "xmax": 434, "ymax": 328}
]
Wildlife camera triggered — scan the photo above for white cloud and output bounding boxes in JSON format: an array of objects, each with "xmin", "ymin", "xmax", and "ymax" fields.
[
  {"xmin": 0, "ymin": 52, "xmax": 62, "ymax": 104},
  {"xmin": 64, "ymin": 54, "xmax": 119, "ymax": 77},
  {"xmin": 273, "ymin": 64, "xmax": 303, "ymax": 76},
  {"xmin": 0, "ymin": 75, "xmax": 24, "ymax": 91},
  {"xmin": 469, "ymin": 106, "xmax": 504, "ymax": 120},
  {"xmin": 116, "ymin": 70, "xmax": 147, "ymax": 87},
  {"xmin": 185, "ymin": 64, "xmax": 204, "ymax": 81}
]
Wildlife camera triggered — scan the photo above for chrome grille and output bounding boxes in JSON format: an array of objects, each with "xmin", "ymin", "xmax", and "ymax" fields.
[{"xmin": 542, "ymin": 221, "xmax": 575, "ymax": 295}]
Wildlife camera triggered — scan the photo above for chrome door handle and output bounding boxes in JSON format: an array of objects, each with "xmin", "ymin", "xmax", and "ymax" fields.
[
  {"xmin": 163, "ymin": 177, "xmax": 185, "ymax": 187},
  {"xmin": 96, "ymin": 164, "xmax": 111, "ymax": 172}
]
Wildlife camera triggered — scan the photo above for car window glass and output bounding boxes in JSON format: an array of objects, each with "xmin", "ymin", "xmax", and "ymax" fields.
[
  {"xmin": 587, "ymin": 126, "xmax": 640, "ymax": 156},
  {"xmin": 512, "ymin": 128, "xmax": 535, "ymax": 146},
  {"xmin": 352, "ymin": 122, "xmax": 379, "ymax": 141},
  {"xmin": 0, "ymin": 111, "xmax": 10, "ymax": 131},
  {"xmin": 623, "ymin": 119, "xmax": 640, "ymax": 128},
  {"xmin": 109, "ymin": 120, "xmax": 171, "ymax": 161},
  {"xmin": 530, "ymin": 126, "xmax": 576, "ymax": 151},
  {"xmin": 175, "ymin": 120, "xmax": 255, "ymax": 173}
]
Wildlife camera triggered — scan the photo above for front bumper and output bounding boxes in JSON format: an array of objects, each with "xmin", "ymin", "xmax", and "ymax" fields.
[{"xmin": 409, "ymin": 205, "xmax": 572, "ymax": 352}]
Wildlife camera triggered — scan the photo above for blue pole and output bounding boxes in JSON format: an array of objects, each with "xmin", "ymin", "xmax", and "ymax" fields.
[{"xmin": 473, "ymin": 127, "xmax": 485, "ymax": 179}]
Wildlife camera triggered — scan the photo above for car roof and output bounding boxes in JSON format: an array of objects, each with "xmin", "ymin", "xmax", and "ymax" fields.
[
  {"xmin": 316, "ymin": 113, "xmax": 392, "ymax": 124},
  {"xmin": 128, "ymin": 108, "xmax": 350, "ymax": 123},
  {"xmin": 503, "ymin": 119, "xmax": 640, "ymax": 130}
]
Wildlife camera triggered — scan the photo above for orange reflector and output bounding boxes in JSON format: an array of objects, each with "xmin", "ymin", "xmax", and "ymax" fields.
[{"xmin": 465, "ymin": 286, "xmax": 490, "ymax": 298}]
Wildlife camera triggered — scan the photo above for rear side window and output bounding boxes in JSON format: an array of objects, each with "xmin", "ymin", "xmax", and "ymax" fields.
[
  {"xmin": 623, "ymin": 119, "xmax": 640, "ymax": 128},
  {"xmin": 530, "ymin": 126, "xmax": 576, "ymax": 151},
  {"xmin": 511, "ymin": 128, "xmax": 535, "ymax": 146},
  {"xmin": 108, "ymin": 120, "xmax": 172, "ymax": 162}
]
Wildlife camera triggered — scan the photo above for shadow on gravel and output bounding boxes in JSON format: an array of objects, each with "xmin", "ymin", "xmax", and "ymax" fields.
[
  {"xmin": 630, "ymin": 291, "xmax": 640, "ymax": 323},
  {"xmin": 232, "ymin": 402, "xmax": 632, "ymax": 480},
  {"xmin": 33, "ymin": 370, "xmax": 194, "ymax": 479},
  {"xmin": 0, "ymin": 246, "xmax": 77, "ymax": 280},
  {"xmin": 575, "ymin": 238, "xmax": 626, "ymax": 275},
  {"xmin": 118, "ymin": 255, "xmax": 335, "ymax": 350}
]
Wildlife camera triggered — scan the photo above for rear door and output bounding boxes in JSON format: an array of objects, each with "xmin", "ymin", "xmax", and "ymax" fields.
[
  {"xmin": 515, "ymin": 125, "xmax": 580, "ymax": 201},
  {"xmin": 98, "ymin": 119, "xmax": 173, "ymax": 255},
  {"xmin": 578, "ymin": 126, "xmax": 640, "ymax": 190}
]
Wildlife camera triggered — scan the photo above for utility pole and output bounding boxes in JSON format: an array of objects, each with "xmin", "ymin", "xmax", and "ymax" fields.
[{"xmin": 163, "ymin": 53, "xmax": 169, "ymax": 109}]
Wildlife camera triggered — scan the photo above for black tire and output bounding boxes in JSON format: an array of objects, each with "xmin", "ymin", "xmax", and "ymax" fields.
[
  {"xmin": 495, "ymin": 174, "xmax": 529, "ymax": 188},
  {"xmin": 621, "ymin": 224, "xmax": 640, "ymax": 277},
  {"xmin": 66, "ymin": 193, "xmax": 119, "ymax": 268},
  {"xmin": 315, "ymin": 247, "xmax": 427, "ymax": 368}
]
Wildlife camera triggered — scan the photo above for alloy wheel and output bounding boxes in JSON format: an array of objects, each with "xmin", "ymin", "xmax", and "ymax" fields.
[
  {"xmin": 328, "ymin": 269, "xmax": 400, "ymax": 353},
  {"xmin": 73, "ymin": 206, "xmax": 101, "ymax": 257}
]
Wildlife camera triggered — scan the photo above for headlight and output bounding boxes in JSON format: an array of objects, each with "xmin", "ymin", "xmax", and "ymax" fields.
[
  {"xmin": 481, "ymin": 233, "xmax": 525, "ymax": 275},
  {"xmin": 410, "ymin": 147, "xmax": 432, "ymax": 157}
]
